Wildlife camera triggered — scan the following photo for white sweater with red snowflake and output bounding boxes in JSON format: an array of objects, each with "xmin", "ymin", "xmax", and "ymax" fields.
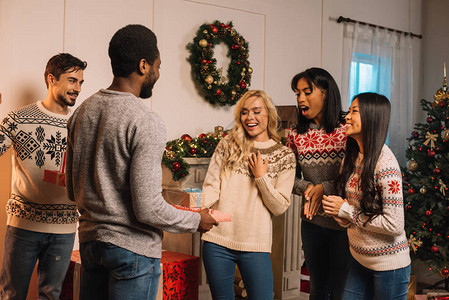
[{"xmin": 338, "ymin": 145, "xmax": 411, "ymax": 271}]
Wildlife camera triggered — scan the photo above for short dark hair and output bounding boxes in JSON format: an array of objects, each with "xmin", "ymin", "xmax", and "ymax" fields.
[
  {"xmin": 108, "ymin": 24, "xmax": 159, "ymax": 77},
  {"xmin": 44, "ymin": 53, "xmax": 87, "ymax": 88},
  {"xmin": 291, "ymin": 67, "xmax": 344, "ymax": 134}
]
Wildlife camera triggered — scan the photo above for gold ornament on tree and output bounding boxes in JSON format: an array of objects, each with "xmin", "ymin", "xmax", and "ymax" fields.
[
  {"xmin": 205, "ymin": 75, "xmax": 214, "ymax": 85},
  {"xmin": 442, "ymin": 129, "xmax": 449, "ymax": 140},
  {"xmin": 407, "ymin": 159, "xmax": 419, "ymax": 172},
  {"xmin": 433, "ymin": 62, "xmax": 449, "ymax": 107},
  {"xmin": 420, "ymin": 187, "xmax": 427, "ymax": 194}
]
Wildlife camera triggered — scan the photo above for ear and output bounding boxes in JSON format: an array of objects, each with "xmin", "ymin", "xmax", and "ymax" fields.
[
  {"xmin": 47, "ymin": 74, "xmax": 56, "ymax": 86},
  {"xmin": 138, "ymin": 59, "xmax": 147, "ymax": 75}
]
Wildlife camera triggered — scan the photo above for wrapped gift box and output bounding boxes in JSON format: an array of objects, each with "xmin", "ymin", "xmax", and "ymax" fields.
[
  {"xmin": 60, "ymin": 250, "xmax": 81, "ymax": 300},
  {"xmin": 43, "ymin": 170, "xmax": 66, "ymax": 186},
  {"xmin": 43, "ymin": 152, "xmax": 66, "ymax": 186},
  {"xmin": 162, "ymin": 188, "xmax": 204, "ymax": 207},
  {"xmin": 161, "ymin": 251, "xmax": 199, "ymax": 300}
]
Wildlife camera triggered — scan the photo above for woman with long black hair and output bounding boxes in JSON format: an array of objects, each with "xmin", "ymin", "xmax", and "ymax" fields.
[{"xmin": 323, "ymin": 92, "xmax": 411, "ymax": 300}]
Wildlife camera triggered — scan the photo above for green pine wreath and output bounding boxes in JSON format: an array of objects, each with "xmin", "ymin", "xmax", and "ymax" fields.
[{"xmin": 187, "ymin": 20, "xmax": 252, "ymax": 106}]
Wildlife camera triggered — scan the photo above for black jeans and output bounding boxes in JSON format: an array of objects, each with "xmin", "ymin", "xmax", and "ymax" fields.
[{"xmin": 302, "ymin": 220, "xmax": 350, "ymax": 300}]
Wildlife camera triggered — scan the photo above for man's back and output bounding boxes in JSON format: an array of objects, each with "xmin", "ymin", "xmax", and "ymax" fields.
[{"xmin": 67, "ymin": 89, "xmax": 200, "ymax": 258}]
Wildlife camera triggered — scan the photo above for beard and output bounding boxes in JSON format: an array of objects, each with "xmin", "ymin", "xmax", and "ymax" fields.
[
  {"xmin": 57, "ymin": 93, "xmax": 77, "ymax": 107},
  {"xmin": 139, "ymin": 70, "xmax": 158, "ymax": 99}
]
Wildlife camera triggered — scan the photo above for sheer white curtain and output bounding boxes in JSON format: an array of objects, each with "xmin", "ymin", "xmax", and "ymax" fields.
[{"xmin": 341, "ymin": 22, "xmax": 413, "ymax": 165}]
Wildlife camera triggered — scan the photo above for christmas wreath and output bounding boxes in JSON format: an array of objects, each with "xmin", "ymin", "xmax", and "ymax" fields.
[
  {"xmin": 162, "ymin": 131, "xmax": 226, "ymax": 181},
  {"xmin": 187, "ymin": 20, "xmax": 252, "ymax": 106}
]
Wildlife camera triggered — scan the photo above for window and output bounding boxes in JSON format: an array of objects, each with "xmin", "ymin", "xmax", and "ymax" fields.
[{"xmin": 348, "ymin": 52, "xmax": 392, "ymax": 144}]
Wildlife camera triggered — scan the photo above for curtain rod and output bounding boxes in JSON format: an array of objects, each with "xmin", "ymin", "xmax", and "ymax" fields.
[{"xmin": 336, "ymin": 16, "xmax": 423, "ymax": 39}]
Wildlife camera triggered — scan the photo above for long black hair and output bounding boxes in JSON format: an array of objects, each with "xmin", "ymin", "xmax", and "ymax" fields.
[
  {"xmin": 290, "ymin": 67, "xmax": 345, "ymax": 134},
  {"xmin": 336, "ymin": 92, "xmax": 391, "ymax": 223}
]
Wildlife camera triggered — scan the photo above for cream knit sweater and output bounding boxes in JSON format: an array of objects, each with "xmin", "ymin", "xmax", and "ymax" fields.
[{"xmin": 201, "ymin": 137, "xmax": 296, "ymax": 253}]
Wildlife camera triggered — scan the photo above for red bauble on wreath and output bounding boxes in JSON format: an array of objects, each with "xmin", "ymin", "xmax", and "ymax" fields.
[{"xmin": 431, "ymin": 245, "xmax": 439, "ymax": 253}]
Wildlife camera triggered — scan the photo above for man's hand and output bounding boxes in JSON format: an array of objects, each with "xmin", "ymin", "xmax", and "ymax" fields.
[{"xmin": 197, "ymin": 208, "xmax": 219, "ymax": 233}]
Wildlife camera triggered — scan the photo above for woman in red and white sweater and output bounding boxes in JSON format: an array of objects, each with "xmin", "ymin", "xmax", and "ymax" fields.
[{"xmin": 323, "ymin": 92, "xmax": 411, "ymax": 300}]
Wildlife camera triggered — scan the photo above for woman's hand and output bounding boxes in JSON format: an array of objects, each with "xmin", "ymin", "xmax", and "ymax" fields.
[
  {"xmin": 322, "ymin": 195, "xmax": 346, "ymax": 216},
  {"xmin": 248, "ymin": 151, "xmax": 268, "ymax": 178},
  {"xmin": 332, "ymin": 215, "xmax": 351, "ymax": 227},
  {"xmin": 305, "ymin": 184, "xmax": 324, "ymax": 220}
]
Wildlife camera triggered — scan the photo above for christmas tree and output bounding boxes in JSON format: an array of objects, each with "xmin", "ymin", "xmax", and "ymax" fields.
[{"xmin": 403, "ymin": 64, "xmax": 449, "ymax": 285}]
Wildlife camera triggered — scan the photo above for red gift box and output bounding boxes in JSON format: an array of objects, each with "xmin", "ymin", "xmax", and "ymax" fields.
[
  {"xmin": 60, "ymin": 250, "xmax": 81, "ymax": 300},
  {"xmin": 161, "ymin": 251, "xmax": 199, "ymax": 300},
  {"xmin": 43, "ymin": 152, "xmax": 66, "ymax": 186}
]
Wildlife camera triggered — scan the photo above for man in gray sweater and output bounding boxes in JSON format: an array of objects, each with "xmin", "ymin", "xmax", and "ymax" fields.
[{"xmin": 66, "ymin": 24, "xmax": 217, "ymax": 300}]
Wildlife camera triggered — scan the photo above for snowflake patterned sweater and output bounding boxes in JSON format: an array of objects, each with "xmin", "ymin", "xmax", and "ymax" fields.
[
  {"xmin": 338, "ymin": 145, "xmax": 411, "ymax": 271},
  {"xmin": 0, "ymin": 101, "xmax": 78, "ymax": 234},
  {"xmin": 286, "ymin": 123, "xmax": 347, "ymax": 230}
]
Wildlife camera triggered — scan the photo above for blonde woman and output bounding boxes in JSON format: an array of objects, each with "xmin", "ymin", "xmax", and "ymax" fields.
[{"xmin": 201, "ymin": 90, "xmax": 296, "ymax": 299}]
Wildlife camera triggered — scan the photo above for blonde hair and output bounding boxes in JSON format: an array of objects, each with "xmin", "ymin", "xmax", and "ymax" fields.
[{"xmin": 220, "ymin": 90, "xmax": 280, "ymax": 176}]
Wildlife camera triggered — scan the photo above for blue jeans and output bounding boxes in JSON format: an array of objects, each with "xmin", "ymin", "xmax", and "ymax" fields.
[
  {"xmin": 301, "ymin": 220, "xmax": 351, "ymax": 300},
  {"xmin": 0, "ymin": 226, "xmax": 75, "ymax": 300},
  {"xmin": 202, "ymin": 241, "xmax": 273, "ymax": 300},
  {"xmin": 343, "ymin": 256, "xmax": 410, "ymax": 300},
  {"xmin": 79, "ymin": 241, "xmax": 161, "ymax": 300}
]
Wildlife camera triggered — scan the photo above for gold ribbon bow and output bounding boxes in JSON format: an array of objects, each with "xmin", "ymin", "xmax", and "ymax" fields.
[
  {"xmin": 423, "ymin": 132, "xmax": 438, "ymax": 149},
  {"xmin": 439, "ymin": 179, "xmax": 447, "ymax": 196},
  {"xmin": 408, "ymin": 234, "xmax": 423, "ymax": 252},
  {"xmin": 434, "ymin": 88, "xmax": 449, "ymax": 102}
]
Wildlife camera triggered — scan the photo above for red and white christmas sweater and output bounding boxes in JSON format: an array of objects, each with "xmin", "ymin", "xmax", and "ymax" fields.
[
  {"xmin": 286, "ymin": 122, "xmax": 347, "ymax": 230},
  {"xmin": 338, "ymin": 145, "xmax": 411, "ymax": 271}
]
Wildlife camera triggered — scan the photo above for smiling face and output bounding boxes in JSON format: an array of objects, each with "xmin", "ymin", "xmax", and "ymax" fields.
[
  {"xmin": 345, "ymin": 98, "xmax": 362, "ymax": 142},
  {"xmin": 50, "ymin": 69, "xmax": 84, "ymax": 107},
  {"xmin": 240, "ymin": 96, "xmax": 270, "ymax": 142},
  {"xmin": 295, "ymin": 77, "xmax": 326, "ymax": 125}
]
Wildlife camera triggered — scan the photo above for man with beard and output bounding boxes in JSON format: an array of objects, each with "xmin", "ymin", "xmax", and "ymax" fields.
[
  {"xmin": 66, "ymin": 24, "xmax": 218, "ymax": 300},
  {"xmin": 0, "ymin": 53, "xmax": 86, "ymax": 299}
]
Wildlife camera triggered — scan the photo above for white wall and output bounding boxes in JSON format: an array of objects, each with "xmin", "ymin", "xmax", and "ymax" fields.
[{"xmin": 0, "ymin": 0, "xmax": 429, "ymax": 297}]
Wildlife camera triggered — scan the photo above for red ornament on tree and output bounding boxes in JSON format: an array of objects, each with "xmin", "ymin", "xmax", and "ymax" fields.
[
  {"xmin": 239, "ymin": 81, "xmax": 247, "ymax": 90},
  {"xmin": 412, "ymin": 131, "xmax": 419, "ymax": 139},
  {"xmin": 442, "ymin": 268, "xmax": 449, "ymax": 277},
  {"xmin": 181, "ymin": 134, "xmax": 192, "ymax": 142},
  {"xmin": 427, "ymin": 116, "xmax": 434, "ymax": 123},
  {"xmin": 201, "ymin": 59, "xmax": 208, "ymax": 64},
  {"xmin": 440, "ymin": 101, "xmax": 445, "ymax": 108},
  {"xmin": 431, "ymin": 245, "xmax": 439, "ymax": 253},
  {"xmin": 426, "ymin": 210, "xmax": 433, "ymax": 217},
  {"xmin": 212, "ymin": 27, "xmax": 218, "ymax": 34},
  {"xmin": 434, "ymin": 167, "xmax": 441, "ymax": 174},
  {"xmin": 215, "ymin": 89, "xmax": 222, "ymax": 96},
  {"xmin": 428, "ymin": 150, "xmax": 436, "ymax": 157},
  {"xmin": 172, "ymin": 162, "xmax": 181, "ymax": 172},
  {"xmin": 408, "ymin": 188, "xmax": 415, "ymax": 195},
  {"xmin": 198, "ymin": 133, "xmax": 206, "ymax": 139}
]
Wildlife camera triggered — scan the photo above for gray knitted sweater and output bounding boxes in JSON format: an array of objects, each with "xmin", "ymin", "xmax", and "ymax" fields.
[{"xmin": 66, "ymin": 89, "xmax": 200, "ymax": 258}]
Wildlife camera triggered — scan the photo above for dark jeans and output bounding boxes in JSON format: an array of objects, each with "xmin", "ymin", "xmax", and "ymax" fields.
[
  {"xmin": 302, "ymin": 220, "xmax": 350, "ymax": 300},
  {"xmin": 79, "ymin": 241, "xmax": 161, "ymax": 300},
  {"xmin": 202, "ymin": 241, "xmax": 273, "ymax": 300},
  {"xmin": 343, "ymin": 256, "xmax": 410, "ymax": 300},
  {"xmin": 0, "ymin": 226, "xmax": 75, "ymax": 300}
]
